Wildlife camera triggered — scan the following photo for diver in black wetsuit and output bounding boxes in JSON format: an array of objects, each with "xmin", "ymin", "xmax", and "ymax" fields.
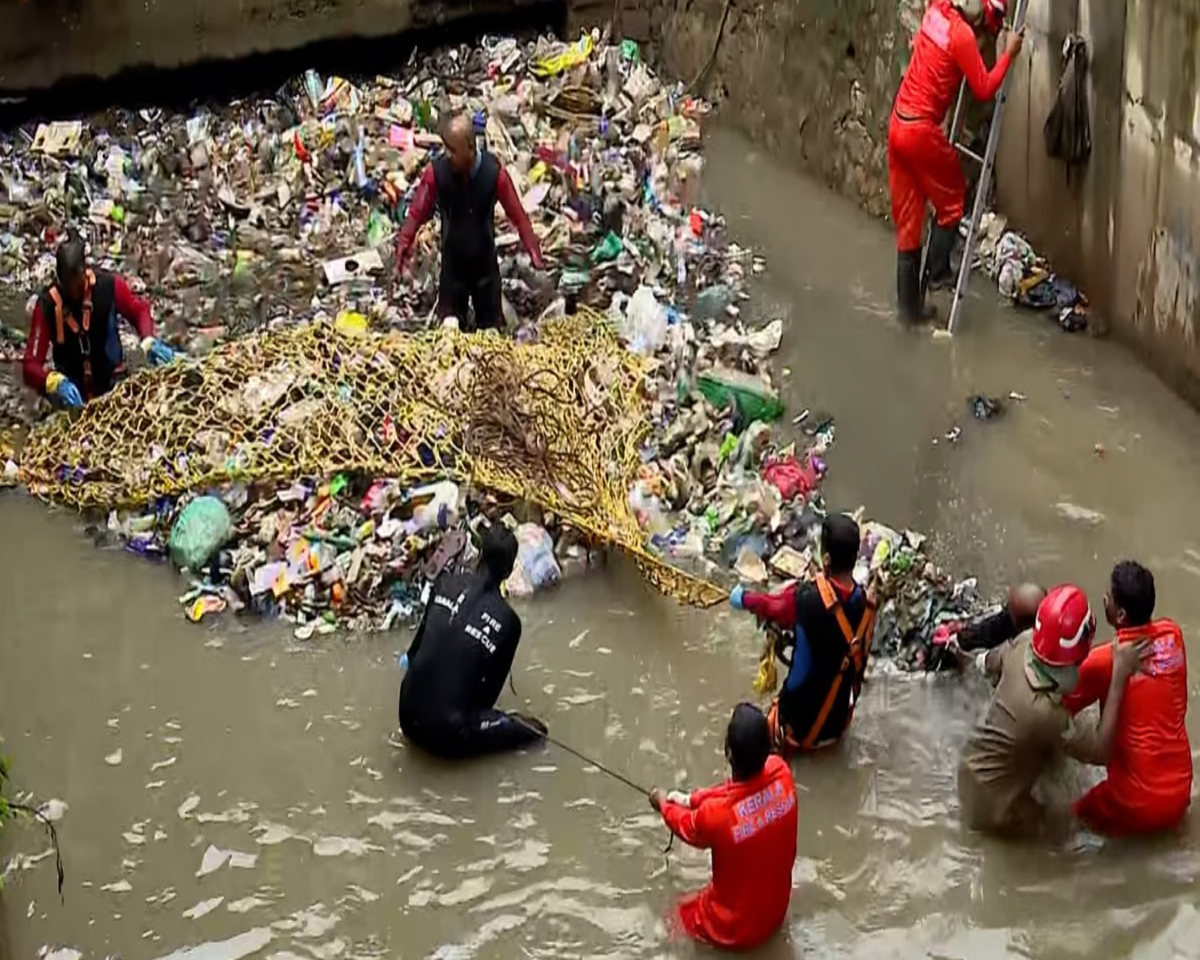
[{"xmin": 399, "ymin": 524, "xmax": 547, "ymax": 759}]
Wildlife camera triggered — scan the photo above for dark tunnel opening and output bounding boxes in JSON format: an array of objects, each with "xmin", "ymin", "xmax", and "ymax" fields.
[{"xmin": 0, "ymin": 0, "xmax": 570, "ymax": 129}]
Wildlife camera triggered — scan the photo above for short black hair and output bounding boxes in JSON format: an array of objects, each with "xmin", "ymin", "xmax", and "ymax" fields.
[
  {"xmin": 725, "ymin": 703, "xmax": 770, "ymax": 781},
  {"xmin": 1111, "ymin": 560, "xmax": 1155, "ymax": 627},
  {"xmin": 821, "ymin": 513, "xmax": 861, "ymax": 575},
  {"xmin": 480, "ymin": 524, "xmax": 518, "ymax": 584},
  {"xmin": 56, "ymin": 235, "xmax": 87, "ymax": 282}
]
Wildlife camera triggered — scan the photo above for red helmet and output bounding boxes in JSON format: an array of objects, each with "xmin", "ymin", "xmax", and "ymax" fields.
[
  {"xmin": 1032, "ymin": 585, "xmax": 1096, "ymax": 667},
  {"xmin": 983, "ymin": 0, "xmax": 1008, "ymax": 33}
]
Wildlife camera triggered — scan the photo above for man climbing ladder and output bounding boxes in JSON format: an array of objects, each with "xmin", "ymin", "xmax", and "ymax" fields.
[{"xmin": 887, "ymin": 0, "xmax": 1024, "ymax": 323}]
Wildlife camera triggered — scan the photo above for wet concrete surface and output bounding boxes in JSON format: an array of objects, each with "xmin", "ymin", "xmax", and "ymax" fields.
[{"xmin": 3, "ymin": 126, "xmax": 1200, "ymax": 958}]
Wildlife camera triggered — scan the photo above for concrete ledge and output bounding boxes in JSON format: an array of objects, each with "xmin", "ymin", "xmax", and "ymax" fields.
[{"xmin": 0, "ymin": 0, "xmax": 557, "ymax": 94}]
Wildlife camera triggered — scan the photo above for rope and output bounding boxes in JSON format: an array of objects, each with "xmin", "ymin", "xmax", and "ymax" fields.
[
  {"xmin": 689, "ymin": 0, "xmax": 735, "ymax": 95},
  {"xmin": 9, "ymin": 802, "xmax": 65, "ymax": 900},
  {"xmin": 508, "ymin": 678, "xmax": 675, "ymax": 854}
]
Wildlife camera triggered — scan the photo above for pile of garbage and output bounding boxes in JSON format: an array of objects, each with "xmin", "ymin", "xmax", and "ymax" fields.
[
  {"xmin": 102, "ymin": 481, "xmax": 602, "ymax": 635},
  {"xmin": 975, "ymin": 212, "xmax": 1088, "ymax": 332},
  {"xmin": 0, "ymin": 33, "xmax": 716, "ymax": 366},
  {"xmin": 2, "ymin": 30, "xmax": 996, "ymax": 668}
]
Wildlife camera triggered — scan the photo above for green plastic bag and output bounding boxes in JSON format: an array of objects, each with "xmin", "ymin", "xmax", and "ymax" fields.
[
  {"xmin": 696, "ymin": 369, "xmax": 785, "ymax": 423},
  {"xmin": 169, "ymin": 496, "xmax": 233, "ymax": 570},
  {"xmin": 590, "ymin": 231, "xmax": 623, "ymax": 264}
]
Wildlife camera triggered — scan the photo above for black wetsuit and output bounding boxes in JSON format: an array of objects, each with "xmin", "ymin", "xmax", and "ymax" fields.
[
  {"xmin": 398, "ymin": 570, "xmax": 541, "ymax": 758},
  {"xmin": 434, "ymin": 153, "xmax": 503, "ymax": 331}
]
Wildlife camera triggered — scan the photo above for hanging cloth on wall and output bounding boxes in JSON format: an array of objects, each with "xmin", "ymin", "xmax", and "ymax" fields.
[{"xmin": 1043, "ymin": 35, "xmax": 1092, "ymax": 177}]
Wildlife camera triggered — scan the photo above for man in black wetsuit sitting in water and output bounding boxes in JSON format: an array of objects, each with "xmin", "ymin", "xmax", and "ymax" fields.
[{"xmin": 399, "ymin": 524, "xmax": 547, "ymax": 758}]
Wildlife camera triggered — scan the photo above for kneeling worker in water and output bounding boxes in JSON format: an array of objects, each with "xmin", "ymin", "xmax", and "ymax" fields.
[
  {"xmin": 1062, "ymin": 561, "xmax": 1192, "ymax": 836},
  {"xmin": 729, "ymin": 514, "xmax": 877, "ymax": 755},
  {"xmin": 650, "ymin": 703, "xmax": 798, "ymax": 950},
  {"xmin": 399, "ymin": 524, "xmax": 547, "ymax": 758}
]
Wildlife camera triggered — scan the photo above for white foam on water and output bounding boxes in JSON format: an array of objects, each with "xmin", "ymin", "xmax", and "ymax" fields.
[
  {"xmin": 253, "ymin": 822, "xmax": 303, "ymax": 846},
  {"xmin": 196, "ymin": 845, "xmax": 231, "ymax": 877},
  {"xmin": 151, "ymin": 927, "xmax": 272, "ymax": 960},
  {"xmin": 228, "ymin": 896, "xmax": 272, "ymax": 914},
  {"xmin": 183, "ymin": 897, "xmax": 225, "ymax": 920},
  {"xmin": 43, "ymin": 949, "xmax": 83, "ymax": 960},
  {"xmin": 311, "ymin": 836, "xmax": 380, "ymax": 858}
]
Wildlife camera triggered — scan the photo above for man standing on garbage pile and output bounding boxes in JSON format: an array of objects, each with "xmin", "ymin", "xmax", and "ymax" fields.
[
  {"xmin": 887, "ymin": 0, "xmax": 1025, "ymax": 322},
  {"xmin": 649, "ymin": 703, "xmax": 797, "ymax": 950},
  {"xmin": 23, "ymin": 235, "xmax": 176, "ymax": 409},
  {"xmin": 729, "ymin": 514, "xmax": 877, "ymax": 755},
  {"xmin": 394, "ymin": 113, "xmax": 545, "ymax": 332},
  {"xmin": 1061, "ymin": 561, "xmax": 1192, "ymax": 836},
  {"xmin": 953, "ymin": 584, "xmax": 1143, "ymax": 837},
  {"xmin": 398, "ymin": 524, "xmax": 548, "ymax": 759}
]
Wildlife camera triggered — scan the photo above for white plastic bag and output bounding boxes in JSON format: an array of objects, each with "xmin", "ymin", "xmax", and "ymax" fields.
[
  {"xmin": 505, "ymin": 523, "xmax": 562, "ymax": 597},
  {"xmin": 622, "ymin": 285, "xmax": 668, "ymax": 355}
]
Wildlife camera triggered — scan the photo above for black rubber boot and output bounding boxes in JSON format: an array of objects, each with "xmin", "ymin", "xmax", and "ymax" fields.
[
  {"xmin": 925, "ymin": 223, "xmax": 958, "ymax": 292},
  {"xmin": 897, "ymin": 250, "xmax": 936, "ymax": 323}
]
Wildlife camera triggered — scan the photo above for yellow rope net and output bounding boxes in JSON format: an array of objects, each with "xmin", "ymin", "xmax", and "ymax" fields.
[{"xmin": 16, "ymin": 310, "xmax": 726, "ymax": 608}]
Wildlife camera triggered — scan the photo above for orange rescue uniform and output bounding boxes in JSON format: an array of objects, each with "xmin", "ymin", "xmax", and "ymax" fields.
[
  {"xmin": 1063, "ymin": 620, "xmax": 1192, "ymax": 835},
  {"xmin": 659, "ymin": 755, "xmax": 798, "ymax": 950}
]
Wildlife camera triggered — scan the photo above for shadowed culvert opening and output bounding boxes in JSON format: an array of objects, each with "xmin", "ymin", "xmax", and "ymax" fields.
[{"xmin": 0, "ymin": 0, "xmax": 568, "ymax": 129}]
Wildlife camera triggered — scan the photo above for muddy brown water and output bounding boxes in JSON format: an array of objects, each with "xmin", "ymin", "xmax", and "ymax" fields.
[{"xmin": 3, "ymin": 127, "xmax": 1200, "ymax": 959}]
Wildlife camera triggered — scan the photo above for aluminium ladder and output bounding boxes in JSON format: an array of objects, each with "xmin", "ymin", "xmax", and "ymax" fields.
[{"xmin": 921, "ymin": 0, "xmax": 1030, "ymax": 334}]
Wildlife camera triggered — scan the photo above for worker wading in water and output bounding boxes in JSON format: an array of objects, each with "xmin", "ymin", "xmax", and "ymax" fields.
[
  {"xmin": 954, "ymin": 584, "xmax": 1142, "ymax": 837},
  {"xmin": 730, "ymin": 514, "xmax": 877, "ymax": 756},
  {"xmin": 23, "ymin": 235, "xmax": 176, "ymax": 408},
  {"xmin": 888, "ymin": 0, "xmax": 1024, "ymax": 322},
  {"xmin": 1063, "ymin": 562, "xmax": 1192, "ymax": 837},
  {"xmin": 398, "ymin": 524, "xmax": 548, "ymax": 759},
  {"xmin": 395, "ymin": 113, "xmax": 545, "ymax": 331},
  {"xmin": 650, "ymin": 704, "xmax": 798, "ymax": 950}
]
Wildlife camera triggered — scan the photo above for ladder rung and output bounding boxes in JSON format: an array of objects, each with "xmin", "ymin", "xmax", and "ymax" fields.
[{"xmin": 954, "ymin": 142, "xmax": 985, "ymax": 165}]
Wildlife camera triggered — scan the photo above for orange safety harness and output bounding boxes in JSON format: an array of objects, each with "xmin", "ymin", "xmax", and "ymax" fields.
[
  {"xmin": 801, "ymin": 574, "xmax": 877, "ymax": 749},
  {"xmin": 769, "ymin": 574, "xmax": 878, "ymax": 754},
  {"xmin": 47, "ymin": 269, "xmax": 96, "ymax": 396}
]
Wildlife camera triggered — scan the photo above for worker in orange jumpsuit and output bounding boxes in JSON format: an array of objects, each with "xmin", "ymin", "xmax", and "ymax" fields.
[
  {"xmin": 1063, "ymin": 561, "xmax": 1193, "ymax": 836},
  {"xmin": 888, "ymin": 0, "xmax": 1024, "ymax": 321},
  {"xmin": 649, "ymin": 704, "xmax": 798, "ymax": 950}
]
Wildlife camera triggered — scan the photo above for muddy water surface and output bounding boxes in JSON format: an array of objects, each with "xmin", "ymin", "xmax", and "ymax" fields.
[{"xmin": 4, "ymin": 128, "xmax": 1200, "ymax": 959}]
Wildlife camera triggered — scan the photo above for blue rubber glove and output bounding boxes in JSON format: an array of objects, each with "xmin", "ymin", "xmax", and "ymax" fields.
[
  {"xmin": 142, "ymin": 337, "xmax": 176, "ymax": 367},
  {"xmin": 730, "ymin": 584, "xmax": 746, "ymax": 610},
  {"xmin": 46, "ymin": 372, "xmax": 83, "ymax": 409}
]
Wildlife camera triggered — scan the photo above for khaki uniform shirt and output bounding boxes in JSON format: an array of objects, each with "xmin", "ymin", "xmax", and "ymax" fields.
[{"xmin": 958, "ymin": 631, "xmax": 1072, "ymax": 834}]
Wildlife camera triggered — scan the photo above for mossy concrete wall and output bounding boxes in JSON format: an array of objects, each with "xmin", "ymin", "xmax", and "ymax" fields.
[
  {"xmin": 620, "ymin": 0, "xmax": 927, "ymax": 221},
  {"xmin": 996, "ymin": 0, "xmax": 1200, "ymax": 403},
  {"xmin": 615, "ymin": 0, "xmax": 1199, "ymax": 404}
]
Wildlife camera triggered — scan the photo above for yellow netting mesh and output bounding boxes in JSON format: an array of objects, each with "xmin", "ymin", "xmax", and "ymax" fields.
[{"xmin": 16, "ymin": 310, "xmax": 726, "ymax": 608}]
